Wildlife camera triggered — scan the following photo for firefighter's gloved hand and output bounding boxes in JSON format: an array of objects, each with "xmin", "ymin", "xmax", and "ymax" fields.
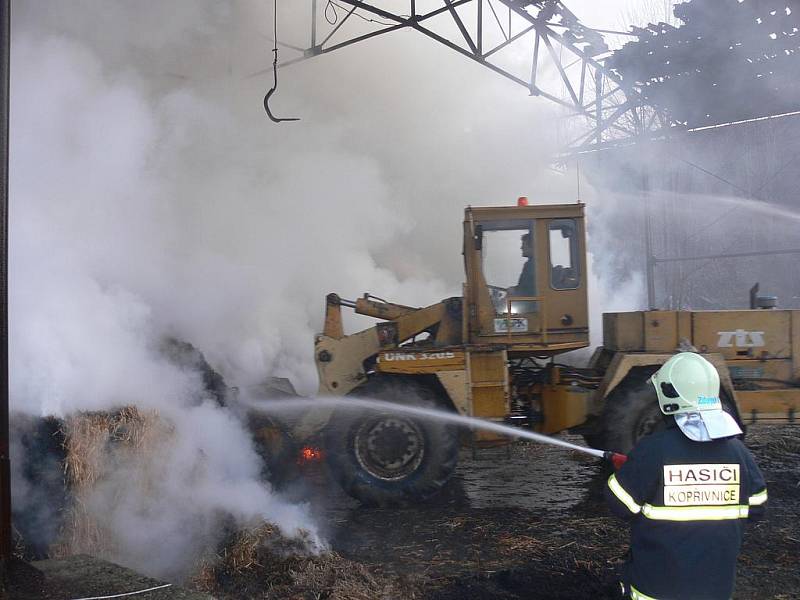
[{"xmin": 604, "ymin": 451, "xmax": 628, "ymax": 471}]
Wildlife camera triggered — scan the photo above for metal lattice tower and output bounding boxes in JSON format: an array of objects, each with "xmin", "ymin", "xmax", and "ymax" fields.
[{"xmin": 276, "ymin": 0, "xmax": 673, "ymax": 154}]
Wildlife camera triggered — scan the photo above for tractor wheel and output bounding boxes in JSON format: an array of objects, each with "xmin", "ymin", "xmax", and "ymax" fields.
[
  {"xmin": 600, "ymin": 367, "xmax": 663, "ymax": 454},
  {"xmin": 324, "ymin": 376, "xmax": 460, "ymax": 507},
  {"xmin": 580, "ymin": 423, "xmax": 605, "ymax": 452}
]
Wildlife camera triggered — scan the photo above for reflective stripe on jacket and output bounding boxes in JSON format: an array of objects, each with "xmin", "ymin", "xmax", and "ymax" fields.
[{"xmin": 605, "ymin": 421, "xmax": 767, "ymax": 600}]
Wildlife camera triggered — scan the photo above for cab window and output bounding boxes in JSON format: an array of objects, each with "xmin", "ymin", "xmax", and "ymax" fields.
[
  {"xmin": 480, "ymin": 223, "xmax": 537, "ymax": 314},
  {"xmin": 548, "ymin": 219, "xmax": 579, "ymax": 290}
]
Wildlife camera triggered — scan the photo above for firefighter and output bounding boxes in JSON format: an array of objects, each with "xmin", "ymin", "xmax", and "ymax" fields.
[{"xmin": 605, "ymin": 352, "xmax": 767, "ymax": 600}]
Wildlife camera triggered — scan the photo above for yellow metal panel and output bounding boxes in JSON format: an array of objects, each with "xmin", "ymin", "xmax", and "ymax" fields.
[
  {"xmin": 322, "ymin": 299, "xmax": 345, "ymax": 339},
  {"xmin": 436, "ymin": 371, "xmax": 469, "ymax": 415},
  {"xmin": 467, "ymin": 349, "xmax": 508, "ymax": 419},
  {"xmin": 792, "ymin": 311, "xmax": 800, "ymax": 380},
  {"xmin": 539, "ymin": 386, "xmax": 591, "ymax": 434},
  {"xmin": 395, "ymin": 303, "xmax": 447, "ymax": 342},
  {"xmin": 469, "ymin": 351, "xmax": 506, "ymax": 383},
  {"xmin": 376, "ymin": 350, "xmax": 466, "ymax": 374},
  {"xmin": 644, "ymin": 311, "xmax": 678, "ymax": 353},
  {"xmin": 461, "ymin": 283, "xmax": 469, "ymax": 343},
  {"xmin": 691, "ymin": 310, "xmax": 791, "ymax": 359},
  {"xmin": 726, "ymin": 359, "xmax": 793, "ymax": 382},
  {"xmin": 472, "ymin": 387, "xmax": 508, "ymax": 418},
  {"xmin": 602, "ymin": 312, "xmax": 644, "ymax": 351},
  {"xmin": 475, "ymin": 337, "xmax": 588, "ymax": 353},
  {"xmin": 467, "ymin": 203, "xmax": 584, "ymax": 222},
  {"xmin": 736, "ymin": 389, "xmax": 800, "ymax": 422},
  {"xmin": 316, "ymin": 329, "xmax": 380, "ymax": 395}
]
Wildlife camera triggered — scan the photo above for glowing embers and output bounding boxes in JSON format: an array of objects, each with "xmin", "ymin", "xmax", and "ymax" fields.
[{"xmin": 298, "ymin": 446, "xmax": 324, "ymax": 463}]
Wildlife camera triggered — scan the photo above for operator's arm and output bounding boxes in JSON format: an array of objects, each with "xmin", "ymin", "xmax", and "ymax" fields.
[
  {"xmin": 741, "ymin": 443, "xmax": 768, "ymax": 521},
  {"xmin": 605, "ymin": 438, "xmax": 660, "ymax": 522}
]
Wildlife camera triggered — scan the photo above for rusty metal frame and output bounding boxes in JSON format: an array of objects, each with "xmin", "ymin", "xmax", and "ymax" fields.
[{"xmin": 269, "ymin": 0, "xmax": 672, "ymax": 154}]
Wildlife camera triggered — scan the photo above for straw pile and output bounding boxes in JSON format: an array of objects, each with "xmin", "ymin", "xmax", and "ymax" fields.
[
  {"xmin": 192, "ymin": 522, "xmax": 423, "ymax": 600},
  {"xmin": 50, "ymin": 406, "xmax": 170, "ymax": 558}
]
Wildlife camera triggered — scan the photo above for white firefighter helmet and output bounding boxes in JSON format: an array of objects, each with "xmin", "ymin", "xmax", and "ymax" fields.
[{"xmin": 650, "ymin": 352, "xmax": 742, "ymax": 441}]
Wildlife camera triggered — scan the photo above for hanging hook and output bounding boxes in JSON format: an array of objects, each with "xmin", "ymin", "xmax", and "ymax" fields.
[{"xmin": 264, "ymin": 0, "xmax": 299, "ymax": 123}]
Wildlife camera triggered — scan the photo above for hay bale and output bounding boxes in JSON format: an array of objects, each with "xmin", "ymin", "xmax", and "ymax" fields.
[
  {"xmin": 51, "ymin": 406, "xmax": 170, "ymax": 559},
  {"xmin": 194, "ymin": 522, "xmax": 423, "ymax": 599},
  {"xmin": 62, "ymin": 412, "xmax": 112, "ymax": 489}
]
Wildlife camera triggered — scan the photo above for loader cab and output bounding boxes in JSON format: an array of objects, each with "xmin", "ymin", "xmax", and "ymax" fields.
[{"xmin": 463, "ymin": 203, "xmax": 590, "ymax": 354}]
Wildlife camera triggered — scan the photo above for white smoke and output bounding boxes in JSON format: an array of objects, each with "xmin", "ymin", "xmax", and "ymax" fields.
[
  {"xmin": 11, "ymin": 1, "xmax": 578, "ymax": 396},
  {"xmin": 81, "ymin": 401, "xmax": 322, "ymax": 580},
  {"xmin": 10, "ymin": 26, "xmax": 336, "ymax": 578}
]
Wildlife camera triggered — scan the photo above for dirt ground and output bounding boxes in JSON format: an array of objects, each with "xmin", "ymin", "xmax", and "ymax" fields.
[
  {"xmin": 278, "ymin": 423, "xmax": 800, "ymax": 600},
  {"xmin": 6, "ymin": 424, "xmax": 798, "ymax": 599},
  {"xmin": 3, "ymin": 554, "xmax": 213, "ymax": 600}
]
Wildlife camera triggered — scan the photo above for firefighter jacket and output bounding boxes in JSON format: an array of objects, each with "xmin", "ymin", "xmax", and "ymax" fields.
[{"xmin": 605, "ymin": 420, "xmax": 767, "ymax": 600}]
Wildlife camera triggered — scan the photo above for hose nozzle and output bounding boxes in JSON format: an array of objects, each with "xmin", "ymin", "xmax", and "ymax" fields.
[{"xmin": 603, "ymin": 451, "xmax": 628, "ymax": 470}]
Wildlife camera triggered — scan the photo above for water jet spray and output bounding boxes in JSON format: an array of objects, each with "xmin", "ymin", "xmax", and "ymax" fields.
[{"xmin": 243, "ymin": 396, "xmax": 627, "ymax": 469}]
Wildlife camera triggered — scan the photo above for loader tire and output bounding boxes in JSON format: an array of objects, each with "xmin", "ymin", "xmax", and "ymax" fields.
[
  {"xmin": 600, "ymin": 367, "xmax": 663, "ymax": 455},
  {"xmin": 324, "ymin": 376, "xmax": 459, "ymax": 507}
]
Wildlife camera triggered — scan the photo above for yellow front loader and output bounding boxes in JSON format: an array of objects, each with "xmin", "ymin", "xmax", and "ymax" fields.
[{"xmin": 306, "ymin": 200, "xmax": 800, "ymax": 506}]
